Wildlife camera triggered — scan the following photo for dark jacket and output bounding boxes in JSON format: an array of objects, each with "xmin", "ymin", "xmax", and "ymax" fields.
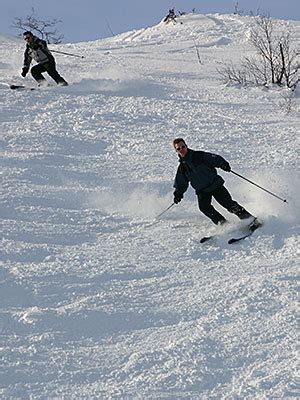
[
  {"xmin": 23, "ymin": 36, "xmax": 55, "ymax": 68},
  {"xmin": 173, "ymin": 149, "xmax": 228, "ymax": 194}
]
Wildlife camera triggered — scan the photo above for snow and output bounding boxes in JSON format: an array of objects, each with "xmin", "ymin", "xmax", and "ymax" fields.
[{"xmin": 0, "ymin": 13, "xmax": 299, "ymax": 399}]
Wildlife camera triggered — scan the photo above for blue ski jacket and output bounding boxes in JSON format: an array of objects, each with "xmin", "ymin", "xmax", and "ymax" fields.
[{"xmin": 173, "ymin": 149, "xmax": 228, "ymax": 195}]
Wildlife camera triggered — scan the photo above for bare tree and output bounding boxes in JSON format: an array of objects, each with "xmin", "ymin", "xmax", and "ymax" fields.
[
  {"xmin": 218, "ymin": 15, "xmax": 298, "ymax": 89},
  {"xmin": 12, "ymin": 7, "xmax": 64, "ymax": 44},
  {"xmin": 249, "ymin": 16, "xmax": 298, "ymax": 87},
  {"xmin": 277, "ymin": 35, "xmax": 299, "ymax": 88},
  {"xmin": 250, "ymin": 16, "xmax": 278, "ymax": 84}
]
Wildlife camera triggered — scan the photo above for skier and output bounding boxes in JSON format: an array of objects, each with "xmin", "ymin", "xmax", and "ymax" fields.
[
  {"xmin": 21, "ymin": 31, "xmax": 68, "ymax": 86},
  {"xmin": 172, "ymin": 138, "xmax": 255, "ymax": 225},
  {"xmin": 163, "ymin": 8, "xmax": 176, "ymax": 23}
]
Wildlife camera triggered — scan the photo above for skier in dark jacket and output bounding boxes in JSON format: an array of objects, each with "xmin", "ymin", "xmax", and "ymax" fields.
[
  {"xmin": 173, "ymin": 138, "xmax": 255, "ymax": 225},
  {"xmin": 163, "ymin": 8, "xmax": 176, "ymax": 23},
  {"xmin": 21, "ymin": 31, "xmax": 68, "ymax": 86}
]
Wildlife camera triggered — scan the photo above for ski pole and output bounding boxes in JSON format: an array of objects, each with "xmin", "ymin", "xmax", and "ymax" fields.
[
  {"xmin": 50, "ymin": 49, "xmax": 85, "ymax": 58},
  {"xmin": 105, "ymin": 17, "xmax": 115, "ymax": 36},
  {"xmin": 154, "ymin": 203, "xmax": 175, "ymax": 220},
  {"xmin": 231, "ymin": 170, "xmax": 288, "ymax": 203}
]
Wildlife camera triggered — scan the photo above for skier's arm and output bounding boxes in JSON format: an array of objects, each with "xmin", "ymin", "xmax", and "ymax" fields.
[
  {"xmin": 198, "ymin": 151, "xmax": 231, "ymax": 171},
  {"xmin": 173, "ymin": 166, "xmax": 189, "ymax": 200},
  {"xmin": 21, "ymin": 48, "xmax": 31, "ymax": 77},
  {"xmin": 23, "ymin": 47, "xmax": 32, "ymax": 69}
]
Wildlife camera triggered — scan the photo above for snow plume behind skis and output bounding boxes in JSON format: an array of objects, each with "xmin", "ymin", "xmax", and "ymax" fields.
[{"xmin": 0, "ymin": 13, "xmax": 299, "ymax": 399}]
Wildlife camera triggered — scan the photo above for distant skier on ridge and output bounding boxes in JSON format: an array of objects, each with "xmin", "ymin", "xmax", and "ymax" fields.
[
  {"xmin": 172, "ymin": 138, "xmax": 256, "ymax": 225},
  {"xmin": 21, "ymin": 31, "xmax": 68, "ymax": 86},
  {"xmin": 163, "ymin": 8, "xmax": 176, "ymax": 24}
]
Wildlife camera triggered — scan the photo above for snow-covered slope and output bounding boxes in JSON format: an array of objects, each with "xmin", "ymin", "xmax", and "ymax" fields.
[{"xmin": 0, "ymin": 13, "xmax": 299, "ymax": 399}]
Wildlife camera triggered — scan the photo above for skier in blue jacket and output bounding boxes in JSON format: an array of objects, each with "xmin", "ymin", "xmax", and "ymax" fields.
[{"xmin": 173, "ymin": 138, "xmax": 254, "ymax": 225}]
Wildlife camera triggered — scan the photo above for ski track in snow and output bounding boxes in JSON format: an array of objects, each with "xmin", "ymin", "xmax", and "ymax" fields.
[{"xmin": 0, "ymin": 13, "xmax": 299, "ymax": 399}]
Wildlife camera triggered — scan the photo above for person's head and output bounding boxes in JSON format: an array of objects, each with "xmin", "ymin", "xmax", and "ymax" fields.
[
  {"xmin": 173, "ymin": 138, "xmax": 188, "ymax": 157},
  {"xmin": 23, "ymin": 31, "xmax": 33, "ymax": 43}
]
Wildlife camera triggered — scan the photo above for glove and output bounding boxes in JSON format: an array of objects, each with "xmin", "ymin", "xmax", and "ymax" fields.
[
  {"xmin": 221, "ymin": 161, "xmax": 231, "ymax": 172},
  {"xmin": 173, "ymin": 190, "xmax": 183, "ymax": 204},
  {"xmin": 21, "ymin": 67, "xmax": 29, "ymax": 77}
]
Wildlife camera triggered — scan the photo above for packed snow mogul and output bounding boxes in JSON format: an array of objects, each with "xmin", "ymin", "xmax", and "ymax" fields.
[
  {"xmin": 21, "ymin": 31, "xmax": 68, "ymax": 86},
  {"xmin": 172, "ymin": 138, "xmax": 255, "ymax": 225}
]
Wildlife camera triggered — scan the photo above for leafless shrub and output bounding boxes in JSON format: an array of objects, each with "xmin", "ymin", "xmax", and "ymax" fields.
[
  {"xmin": 241, "ymin": 55, "xmax": 269, "ymax": 85},
  {"xmin": 12, "ymin": 7, "xmax": 64, "ymax": 44},
  {"xmin": 217, "ymin": 63, "xmax": 248, "ymax": 85},
  {"xmin": 218, "ymin": 15, "xmax": 298, "ymax": 89}
]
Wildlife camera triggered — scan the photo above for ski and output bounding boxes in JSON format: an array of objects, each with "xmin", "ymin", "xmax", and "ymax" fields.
[
  {"xmin": 200, "ymin": 218, "xmax": 262, "ymax": 245},
  {"xmin": 200, "ymin": 222, "xmax": 230, "ymax": 243},
  {"xmin": 10, "ymin": 84, "xmax": 36, "ymax": 90},
  {"xmin": 200, "ymin": 235, "xmax": 214, "ymax": 243},
  {"xmin": 228, "ymin": 220, "xmax": 262, "ymax": 244}
]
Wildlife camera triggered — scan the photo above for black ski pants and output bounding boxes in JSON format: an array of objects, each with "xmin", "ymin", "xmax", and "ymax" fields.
[
  {"xmin": 197, "ymin": 184, "xmax": 252, "ymax": 225},
  {"xmin": 31, "ymin": 62, "xmax": 67, "ymax": 85}
]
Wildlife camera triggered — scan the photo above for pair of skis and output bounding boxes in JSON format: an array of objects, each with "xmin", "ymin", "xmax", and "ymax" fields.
[
  {"xmin": 200, "ymin": 218, "xmax": 262, "ymax": 244},
  {"xmin": 10, "ymin": 84, "xmax": 36, "ymax": 91},
  {"xmin": 9, "ymin": 83, "xmax": 68, "ymax": 90}
]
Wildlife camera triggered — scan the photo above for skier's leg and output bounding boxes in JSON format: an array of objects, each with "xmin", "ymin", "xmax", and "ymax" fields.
[
  {"xmin": 197, "ymin": 192, "xmax": 227, "ymax": 225},
  {"xmin": 213, "ymin": 185, "xmax": 253, "ymax": 220},
  {"xmin": 45, "ymin": 62, "xmax": 68, "ymax": 85},
  {"xmin": 31, "ymin": 64, "xmax": 47, "ymax": 84}
]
